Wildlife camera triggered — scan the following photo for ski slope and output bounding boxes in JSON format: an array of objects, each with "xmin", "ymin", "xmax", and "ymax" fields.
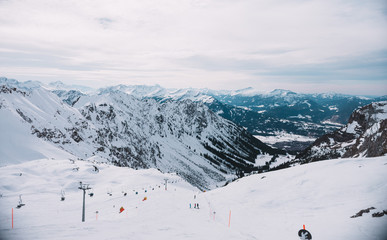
[{"xmin": 0, "ymin": 156, "xmax": 386, "ymax": 239}]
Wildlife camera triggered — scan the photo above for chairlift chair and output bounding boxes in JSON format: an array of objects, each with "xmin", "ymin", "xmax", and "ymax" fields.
[
  {"xmin": 61, "ymin": 190, "xmax": 66, "ymax": 201},
  {"xmin": 88, "ymin": 189, "xmax": 94, "ymax": 197},
  {"xmin": 16, "ymin": 195, "xmax": 25, "ymax": 208},
  {"xmin": 107, "ymin": 188, "xmax": 112, "ymax": 196}
]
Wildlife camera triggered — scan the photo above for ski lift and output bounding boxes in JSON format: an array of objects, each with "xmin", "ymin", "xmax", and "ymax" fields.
[
  {"xmin": 60, "ymin": 190, "xmax": 66, "ymax": 201},
  {"xmin": 88, "ymin": 189, "xmax": 94, "ymax": 197},
  {"xmin": 121, "ymin": 187, "xmax": 127, "ymax": 196},
  {"xmin": 92, "ymin": 165, "xmax": 99, "ymax": 173},
  {"xmin": 16, "ymin": 194, "xmax": 25, "ymax": 209},
  {"xmin": 107, "ymin": 188, "xmax": 112, "ymax": 196}
]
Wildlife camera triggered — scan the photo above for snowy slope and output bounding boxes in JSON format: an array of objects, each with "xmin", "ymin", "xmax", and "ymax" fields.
[
  {"xmin": 0, "ymin": 83, "xmax": 282, "ymax": 189},
  {"xmin": 0, "ymin": 109, "xmax": 74, "ymax": 166},
  {"xmin": 0, "ymin": 86, "xmax": 79, "ymax": 166},
  {"xmin": 0, "ymin": 156, "xmax": 386, "ymax": 240}
]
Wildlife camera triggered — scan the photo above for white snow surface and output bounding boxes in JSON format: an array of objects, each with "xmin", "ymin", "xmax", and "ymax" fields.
[
  {"xmin": 373, "ymin": 101, "xmax": 387, "ymax": 121},
  {"xmin": 344, "ymin": 120, "xmax": 360, "ymax": 134},
  {"xmin": 254, "ymin": 132, "xmax": 316, "ymax": 145},
  {"xmin": 1, "ymin": 156, "xmax": 386, "ymax": 240},
  {"xmin": 0, "ymin": 110, "xmax": 74, "ymax": 166}
]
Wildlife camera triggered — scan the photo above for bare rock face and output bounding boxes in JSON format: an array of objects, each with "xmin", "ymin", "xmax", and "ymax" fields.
[{"xmin": 296, "ymin": 101, "xmax": 387, "ymax": 163}]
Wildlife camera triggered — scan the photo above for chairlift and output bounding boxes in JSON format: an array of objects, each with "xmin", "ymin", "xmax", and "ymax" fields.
[
  {"xmin": 107, "ymin": 188, "xmax": 112, "ymax": 196},
  {"xmin": 61, "ymin": 190, "xmax": 66, "ymax": 201},
  {"xmin": 16, "ymin": 194, "xmax": 25, "ymax": 209},
  {"xmin": 88, "ymin": 189, "xmax": 94, "ymax": 197},
  {"xmin": 92, "ymin": 165, "xmax": 99, "ymax": 173}
]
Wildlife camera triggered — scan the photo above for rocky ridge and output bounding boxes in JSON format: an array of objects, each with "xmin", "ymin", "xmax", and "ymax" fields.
[{"xmin": 296, "ymin": 101, "xmax": 387, "ymax": 163}]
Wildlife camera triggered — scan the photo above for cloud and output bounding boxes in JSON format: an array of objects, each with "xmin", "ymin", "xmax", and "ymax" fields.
[{"xmin": 0, "ymin": 0, "xmax": 386, "ymax": 94}]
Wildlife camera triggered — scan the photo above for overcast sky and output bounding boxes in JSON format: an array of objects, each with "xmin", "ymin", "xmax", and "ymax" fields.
[{"xmin": 0, "ymin": 0, "xmax": 386, "ymax": 95}]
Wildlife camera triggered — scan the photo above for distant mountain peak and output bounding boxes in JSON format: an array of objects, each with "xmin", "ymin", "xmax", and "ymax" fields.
[
  {"xmin": 269, "ymin": 89, "xmax": 297, "ymax": 96},
  {"xmin": 0, "ymin": 77, "xmax": 42, "ymax": 90},
  {"xmin": 47, "ymin": 81, "xmax": 95, "ymax": 94}
]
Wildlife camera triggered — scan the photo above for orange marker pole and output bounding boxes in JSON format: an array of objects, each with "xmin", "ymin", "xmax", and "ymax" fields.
[
  {"xmin": 228, "ymin": 210, "xmax": 231, "ymax": 228},
  {"xmin": 12, "ymin": 208, "xmax": 13, "ymax": 229},
  {"xmin": 303, "ymin": 224, "xmax": 305, "ymax": 230}
]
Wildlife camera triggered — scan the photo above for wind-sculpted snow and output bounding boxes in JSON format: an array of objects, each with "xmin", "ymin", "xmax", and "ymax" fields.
[{"xmin": 0, "ymin": 83, "xmax": 282, "ymax": 189}]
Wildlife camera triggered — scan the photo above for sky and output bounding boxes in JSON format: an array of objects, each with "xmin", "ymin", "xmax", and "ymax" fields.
[{"xmin": 0, "ymin": 0, "xmax": 386, "ymax": 95}]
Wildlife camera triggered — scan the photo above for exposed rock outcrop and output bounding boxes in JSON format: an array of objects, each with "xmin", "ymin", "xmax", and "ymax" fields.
[{"xmin": 297, "ymin": 101, "xmax": 387, "ymax": 163}]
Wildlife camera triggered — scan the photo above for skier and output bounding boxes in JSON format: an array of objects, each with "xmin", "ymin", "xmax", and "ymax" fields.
[{"xmin": 197, "ymin": 203, "xmax": 199, "ymax": 209}]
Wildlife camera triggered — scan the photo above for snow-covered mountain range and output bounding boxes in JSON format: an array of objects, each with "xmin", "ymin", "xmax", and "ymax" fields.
[
  {"xmin": 1, "ymin": 77, "xmax": 387, "ymax": 239},
  {"xmin": 43, "ymin": 79, "xmax": 387, "ymax": 151},
  {"xmin": 0, "ymin": 79, "xmax": 284, "ymax": 189},
  {"xmin": 297, "ymin": 101, "xmax": 387, "ymax": 163},
  {"xmin": 2, "ymin": 77, "xmax": 385, "ymax": 152}
]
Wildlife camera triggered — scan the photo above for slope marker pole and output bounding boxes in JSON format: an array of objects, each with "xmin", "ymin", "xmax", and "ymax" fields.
[
  {"xmin": 164, "ymin": 178, "xmax": 168, "ymax": 190},
  {"xmin": 12, "ymin": 208, "xmax": 13, "ymax": 229},
  {"xmin": 228, "ymin": 210, "xmax": 231, "ymax": 228}
]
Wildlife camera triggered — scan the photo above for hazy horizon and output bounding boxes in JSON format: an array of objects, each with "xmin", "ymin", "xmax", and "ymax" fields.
[{"xmin": 2, "ymin": 76, "xmax": 386, "ymax": 97}]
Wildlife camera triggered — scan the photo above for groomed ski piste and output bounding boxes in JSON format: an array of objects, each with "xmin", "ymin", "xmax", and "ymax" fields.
[{"xmin": 0, "ymin": 156, "xmax": 386, "ymax": 240}]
